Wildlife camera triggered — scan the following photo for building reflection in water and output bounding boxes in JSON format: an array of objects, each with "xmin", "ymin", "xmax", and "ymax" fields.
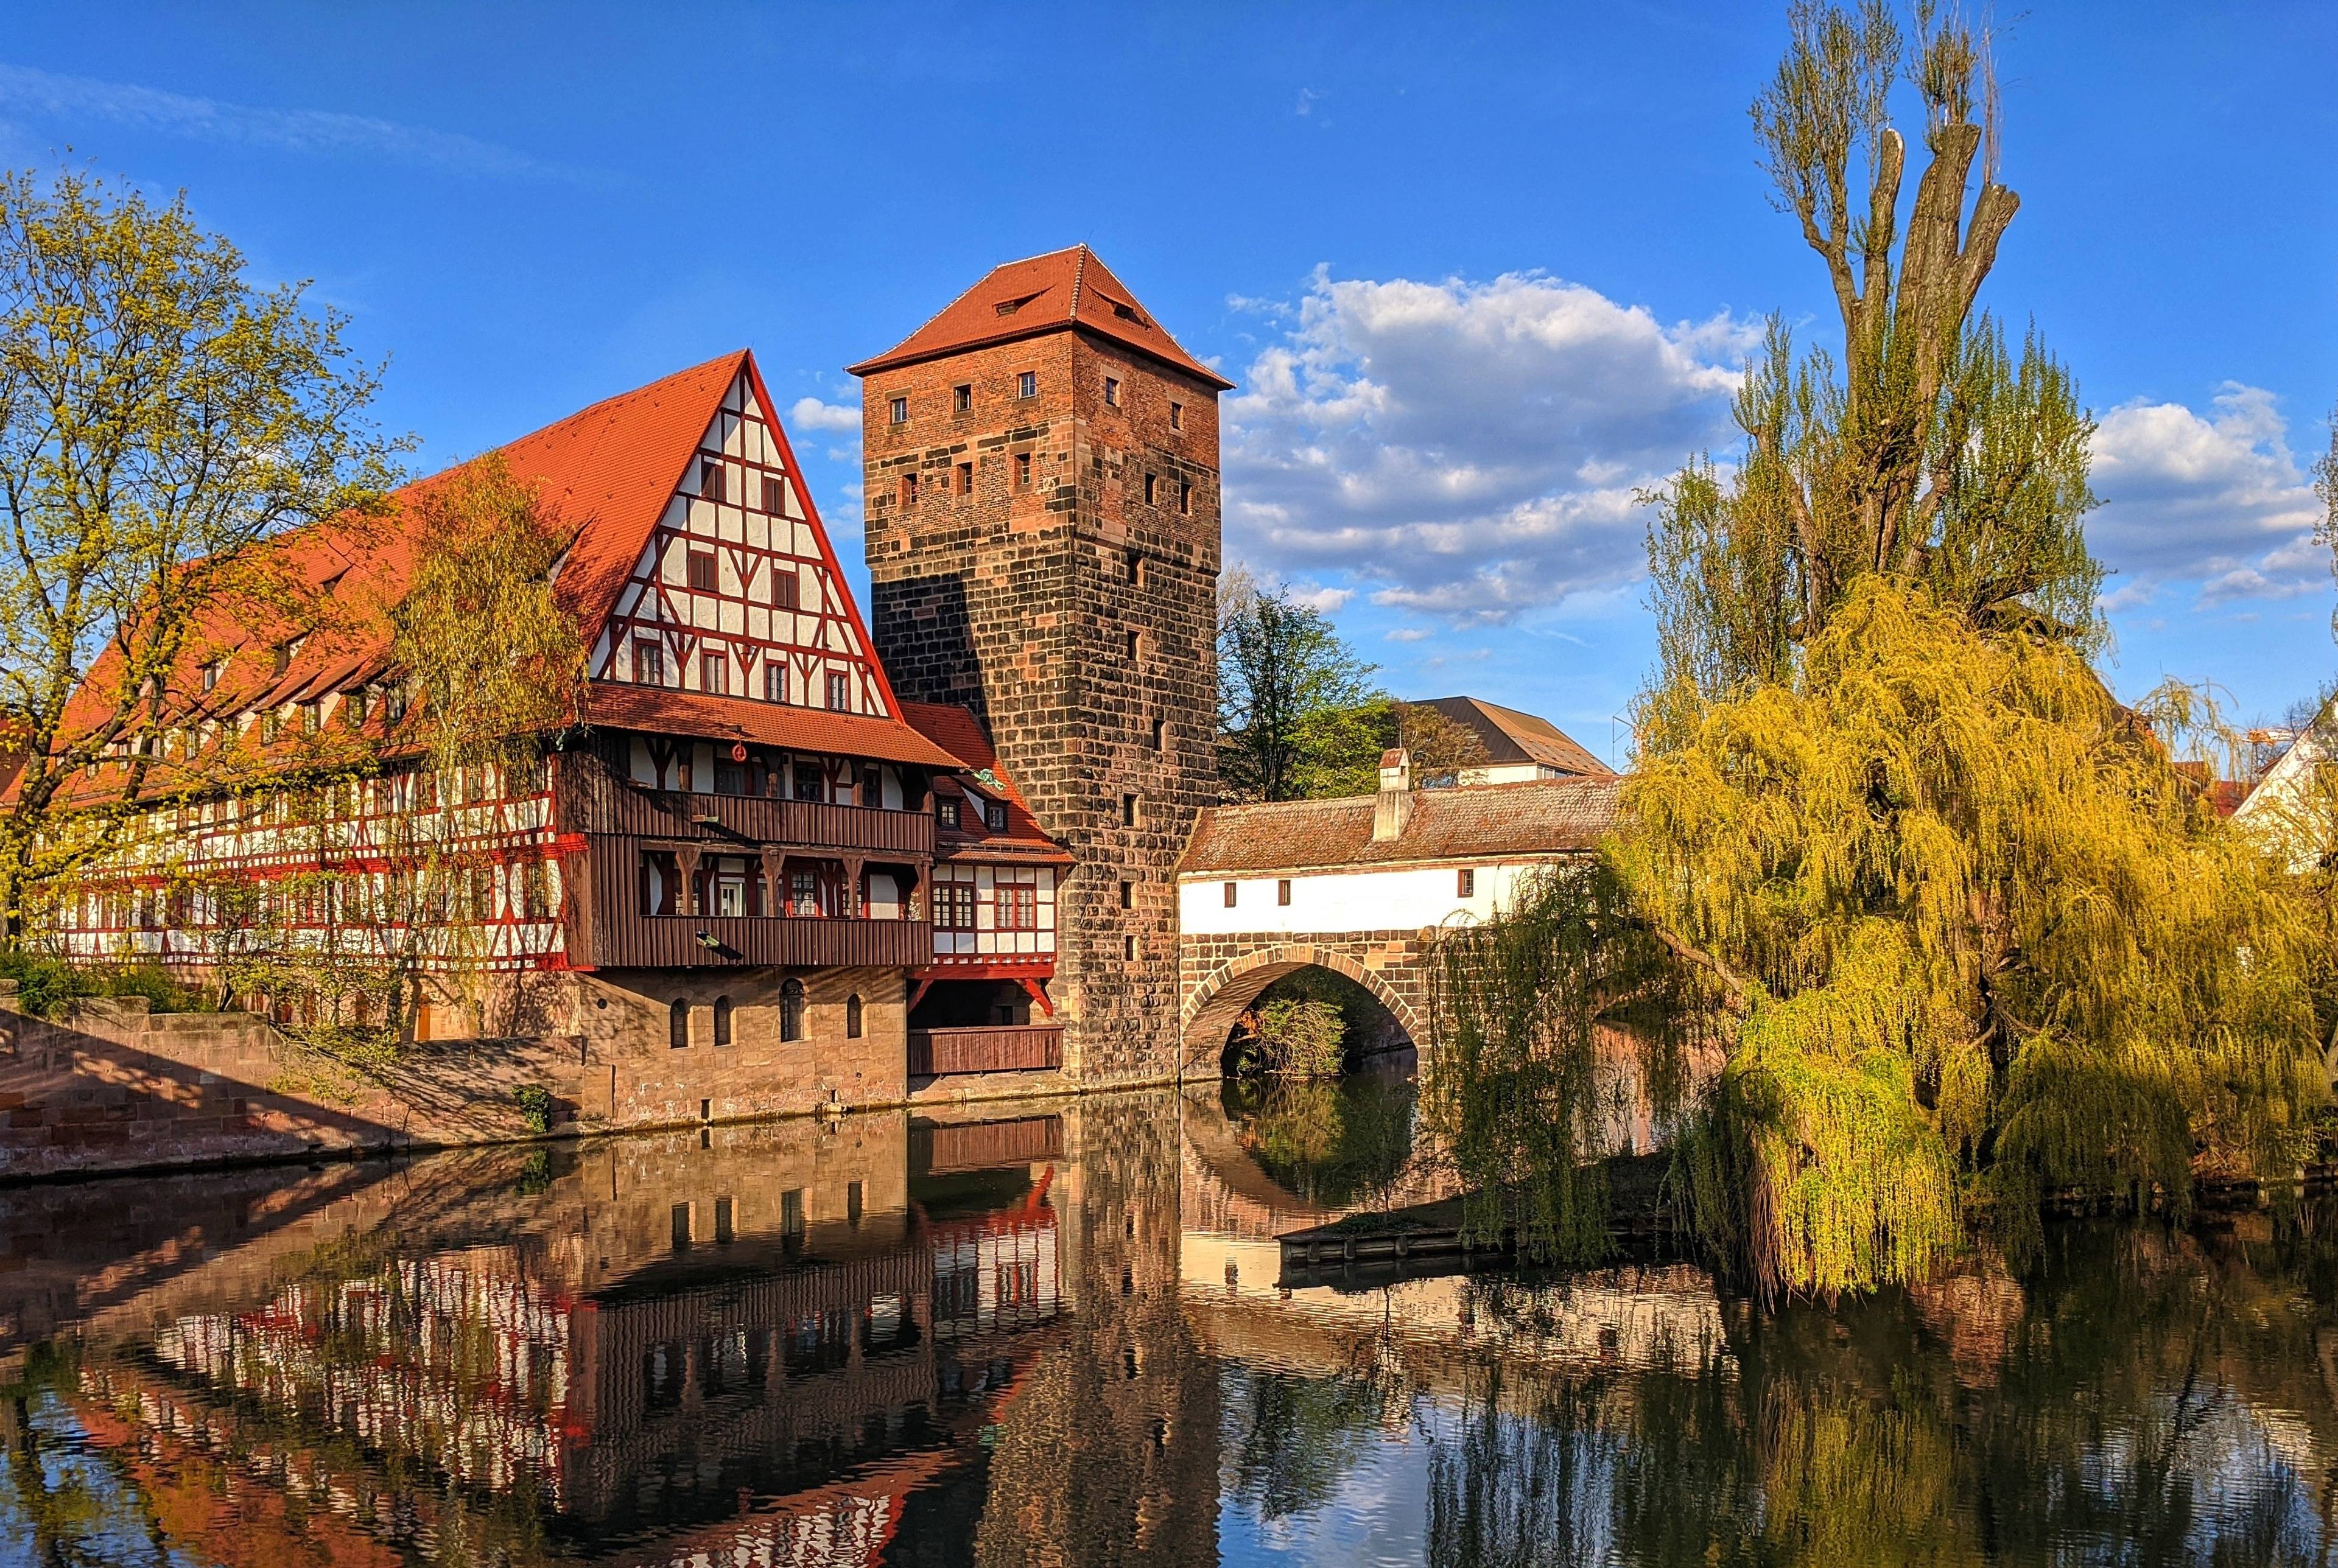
[
  {"xmin": 2, "ymin": 1085, "xmax": 2332, "ymax": 1565},
  {"xmin": 0, "ymin": 1100, "xmax": 1179, "ymax": 1568}
]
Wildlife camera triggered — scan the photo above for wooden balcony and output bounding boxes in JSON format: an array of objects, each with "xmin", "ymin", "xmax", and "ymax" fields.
[
  {"xmin": 584, "ymin": 909, "xmax": 935, "ymax": 971},
  {"xmin": 908, "ymin": 1024, "xmax": 1064, "ymax": 1077},
  {"xmin": 558, "ymin": 751, "xmax": 936, "ymax": 858}
]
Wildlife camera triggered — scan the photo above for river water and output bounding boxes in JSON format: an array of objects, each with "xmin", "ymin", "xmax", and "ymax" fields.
[{"xmin": 0, "ymin": 1079, "xmax": 2329, "ymax": 1566}]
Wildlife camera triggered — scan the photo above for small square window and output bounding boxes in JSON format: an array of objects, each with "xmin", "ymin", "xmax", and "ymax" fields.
[
  {"xmin": 1457, "ymin": 868, "xmax": 1476, "ymax": 898},
  {"xmin": 826, "ymin": 671, "xmax": 851, "ymax": 711},
  {"xmin": 957, "ymin": 461, "xmax": 973, "ymax": 495},
  {"xmin": 773, "ymin": 569, "xmax": 799, "ymax": 611},
  {"xmin": 953, "ymin": 383, "xmax": 973, "ymax": 413},
  {"xmin": 900, "ymin": 472, "xmax": 918, "ymax": 505},
  {"xmin": 1223, "ymin": 881, "xmax": 1237, "ymax": 908},
  {"xmin": 889, "ymin": 396, "xmax": 908, "ymax": 425},
  {"xmin": 1170, "ymin": 401, "xmax": 1184, "ymax": 430},
  {"xmin": 1014, "ymin": 452, "xmax": 1031, "ymax": 488},
  {"xmin": 688, "ymin": 551, "xmax": 717, "ymax": 592},
  {"xmin": 702, "ymin": 653, "xmax": 728, "ymax": 695},
  {"xmin": 762, "ymin": 474, "xmax": 784, "ymax": 513},
  {"xmin": 1277, "ymin": 879, "xmax": 1292, "ymax": 906},
  {"xmin": 1016, "ymin": 371, "xmax": 1036, "ymax": 400},
  {"xmin": 1103, "ymin": 376, "xmax": 1120, "ymax": 406},
  {"xmin": 700, "ymin": 459, "xmax": 726, "ymax": 503}
]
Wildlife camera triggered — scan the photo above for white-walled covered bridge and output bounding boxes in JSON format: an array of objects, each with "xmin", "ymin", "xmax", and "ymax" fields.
[{"xmin": 1174, "ymin": 754, "xmax": 1620, "ymax": 1069}]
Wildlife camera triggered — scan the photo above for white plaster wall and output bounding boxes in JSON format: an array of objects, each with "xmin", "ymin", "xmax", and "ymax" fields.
[{"xmin": 1177, "ymin": 859, "xmax": 1557, "ymax": 936}]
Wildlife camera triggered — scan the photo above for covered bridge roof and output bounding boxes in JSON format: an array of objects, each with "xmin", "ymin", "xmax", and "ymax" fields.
[{"xmin": 1179, "ymin": 777, "xmax": 1620, "ymax": 877}]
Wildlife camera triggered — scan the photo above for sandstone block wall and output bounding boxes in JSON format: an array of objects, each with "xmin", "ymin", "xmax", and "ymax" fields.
[{"xmin": 862, "ymin": 331, "xmax": 1221, "ymax": 1087}]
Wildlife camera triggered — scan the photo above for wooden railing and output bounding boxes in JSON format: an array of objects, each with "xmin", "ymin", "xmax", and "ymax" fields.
[
  {"xmin": 560, "ymin": 751, "xmax": 935, "ymax": 857},
  {"xmin": 588, "ymin": 911, "xmax": 934, "ymax": 970},
  {"xmin": 907, "ymin": 1024, "xmax": 1063, "ymax": 1077},
  {"xmin": 913, "ymin": 1115, "xmax": 1066, "ymax": 1175}
]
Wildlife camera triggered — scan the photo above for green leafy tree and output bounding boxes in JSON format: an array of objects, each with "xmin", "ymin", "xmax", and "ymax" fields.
[
  {"xmin": 0, "ymin": 168, "xmax": 402, "ymax": 941},
  {"xmin": 1216, "ymin": 567, "xmax": 1380, "ymax": 802},
  {"xmin": 1425, "ymin": 1, "xmax": 2329, "ymax": 1300}
]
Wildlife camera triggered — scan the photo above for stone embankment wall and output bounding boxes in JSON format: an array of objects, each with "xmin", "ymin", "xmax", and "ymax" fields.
[
  {"xmin": 0, "ymin": 989, "xmax": 600, "ymax": 1180},
  {"xmin": 0, "ymin": 971, "xmax": 1157, "ymax": 1182}
]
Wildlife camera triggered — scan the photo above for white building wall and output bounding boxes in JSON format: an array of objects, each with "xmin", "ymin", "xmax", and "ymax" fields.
[{"xmin": 1176, "ymin": 858, "xmax": 1559, "ymax": 937}]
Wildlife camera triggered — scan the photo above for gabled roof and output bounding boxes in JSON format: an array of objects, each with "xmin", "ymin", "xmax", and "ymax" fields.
[
  {"xmin": 846, "ymin": 245, "xmax": 1234, "ymax": 391},
  {"xmin": 1179, "ymin": 777, "xmax": 1621, "ymax": 877},
  {"xmin": 1419, "ymin": 696, "xmax": 1613, "ymax": 778},
  {"xmin": 899, "ymin": 702, "xmax": 1070, "ymax": 863},
  {"xmin": 44, "ymin": 351, "xmax": 943, "ymax": 789}
]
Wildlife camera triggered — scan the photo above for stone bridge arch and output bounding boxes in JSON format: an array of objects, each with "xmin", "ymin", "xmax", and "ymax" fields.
[{"xmin": 1177, "ymin": 933, "xmax": 1434, "ymax": 1073}]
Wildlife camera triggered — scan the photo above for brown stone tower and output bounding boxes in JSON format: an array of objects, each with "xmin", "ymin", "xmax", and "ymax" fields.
[{"xmin": 851, "ymin": 247, "xmax": 1228, "ymax": 1083}]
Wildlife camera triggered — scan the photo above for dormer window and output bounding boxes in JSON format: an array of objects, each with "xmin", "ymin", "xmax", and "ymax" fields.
[
  {"xmin": 936, "ymin": 798, "xmax": 960, "ymax": 829},
  {"xmin": 984, "ymin": 799, "xmax": 1008, "ymax": 832},
  {"xmin": 200, "ymin": 660, "xmax": 222, "ymax": 692},
  {"xmin": 995, "ymin": 292, "xmax": 1042, "ymax": 317}
]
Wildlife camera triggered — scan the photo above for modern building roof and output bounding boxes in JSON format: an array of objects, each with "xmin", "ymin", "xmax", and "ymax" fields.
[
  {"xmin": 1419, "ymin": 696, "xmax": 1614, "ymax": 778},
  {"xmin": 1179, "ymin": 776, "xmax": 1620, "ymax": 877},
  {"xmin": 846, "ymin": 245, "xmax": 1234, "ymax": 390}
]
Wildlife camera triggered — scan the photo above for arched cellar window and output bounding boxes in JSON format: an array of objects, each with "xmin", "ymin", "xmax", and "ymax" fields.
[
  {"xmin": 844, "ymin": 993, "xmax": 863, "ymax": 1039},
  {"xmin": 712, "ymin": 995, "xmax": 733, "ymax": 1048},
  {"xmin": 781, "ymin": 978, "xmax": 806, "ymax": 1043},
  {"xmin": 669, "ymin": 998, "xmax": 689, "ymax": 1050}
]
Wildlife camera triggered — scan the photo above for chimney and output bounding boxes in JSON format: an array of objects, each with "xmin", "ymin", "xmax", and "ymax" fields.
[{"xmin": 1373, "ymin": 748, "xmax": 1413, "ymax": 842}]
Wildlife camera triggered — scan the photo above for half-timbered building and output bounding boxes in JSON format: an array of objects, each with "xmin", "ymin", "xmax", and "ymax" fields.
[{"xmin": 33, "ymin": 348, "xmax": 1072, "ymax": 1108}]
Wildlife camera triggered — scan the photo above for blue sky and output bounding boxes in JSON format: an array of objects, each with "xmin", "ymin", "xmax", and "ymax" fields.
[{"xmin": 4, "ymin": 2, "xmax": 2333, "ymax": 761}]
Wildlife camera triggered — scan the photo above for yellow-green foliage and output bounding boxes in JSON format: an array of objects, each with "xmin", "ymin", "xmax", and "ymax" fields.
[
  {"xmin": 1626, "ymin": 579, "xmax": 2325, "ymax": 1295},
  {"xmin": 1253, "ymin": 997, "xmax": 1347, "ymax": 1079}
]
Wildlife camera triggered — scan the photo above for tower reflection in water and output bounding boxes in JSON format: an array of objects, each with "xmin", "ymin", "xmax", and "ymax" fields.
[{"xmin": 0, "ymin": 1094, "xmax": 1215, "ymax": 1568}]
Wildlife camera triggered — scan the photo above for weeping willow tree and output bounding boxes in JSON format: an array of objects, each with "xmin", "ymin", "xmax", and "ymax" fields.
[{"xmin": 1424, "ymin": 0, "xmax": 2329, "ymax": 1298}]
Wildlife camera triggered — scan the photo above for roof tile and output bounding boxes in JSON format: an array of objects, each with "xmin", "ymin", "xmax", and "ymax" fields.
[{"xmin": 1179, "ymin": 777, "xmax": 1621, "ymax": 876}]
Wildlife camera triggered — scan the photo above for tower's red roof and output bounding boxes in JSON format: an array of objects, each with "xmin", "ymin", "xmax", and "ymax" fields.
[{"xmin": 846, "ymin": 245, "xmax": 1233, "ymax": 390}]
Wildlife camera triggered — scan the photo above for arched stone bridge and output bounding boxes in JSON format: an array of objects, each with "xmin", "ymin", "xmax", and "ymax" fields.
[
  {"xmin": 1176, "ymin": 931, "xmax": 1436, "ymax": 1071},
  {"xmin": 1172, "ymin": 771, "xmax": 1621, "ymax": 1071}
]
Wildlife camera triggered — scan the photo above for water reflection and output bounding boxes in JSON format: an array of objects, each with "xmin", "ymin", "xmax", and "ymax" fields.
[{"xmin": 0, "ymin": 1087, "xmax": 2326, "ymax": 1566}]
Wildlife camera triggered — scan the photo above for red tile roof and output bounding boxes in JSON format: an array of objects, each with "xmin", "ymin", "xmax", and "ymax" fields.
[
  {"xmin": 847, "ymin": 246, "xmax": 1234, "ymax": 391},
  {"xmin": 900, "ymin": 701, "xmax": 1070, "ymax": 863},
  {"xmin": 584, "ymin": 682, "xmax": 963, "ymax": 771},
  {"xmin": 44, "ymin": 351, "xmax": 952, "ymax": 787},
  {"xmin": 1179, "ymin": 777, "xmax": 1621, "ymax": 877},
  {"xmin": 1419, "ymin": 696, "xmax": 1614, "ymax": 778}
]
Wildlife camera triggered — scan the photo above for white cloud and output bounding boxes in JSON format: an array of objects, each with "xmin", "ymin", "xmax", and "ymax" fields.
[
  {"xmin": 1288, "ymin": 583, "xmax": 1353, "ymax": 613},
  {"xmin": 2090, "ymin": 384, "xmax": 2327, "ymax": 605},
  {"xmin": 0, "ymin": 63, "xmax": 590, "ymax": 183},
  {"xmin": 1223, "ymin": 268, "xmax": 1753, "ymax": 625},
  {"xmin": 788, "ymin": 396, "xmax": 863, "ymax": 434}
]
